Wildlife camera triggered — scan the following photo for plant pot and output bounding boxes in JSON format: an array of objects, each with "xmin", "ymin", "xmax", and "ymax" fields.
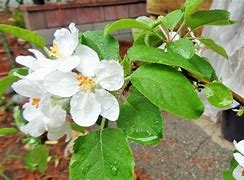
[
  {"xmin": 221, "ymin": 106, "xmax": 244, "ymax": 142},
  {"xmin": 32, "ymin": 0, "xmax": 45, "ymax": 5}
]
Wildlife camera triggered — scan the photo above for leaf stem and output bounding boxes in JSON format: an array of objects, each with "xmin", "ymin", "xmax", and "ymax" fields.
[{"xmin": 100, "ymin": 117, "xmax": 106, "ymax": 132}]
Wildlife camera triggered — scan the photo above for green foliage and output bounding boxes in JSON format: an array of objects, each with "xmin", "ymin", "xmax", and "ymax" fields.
[
  {"xmin": 121, "ymin": 56, "xmax": 132, "ymax": 77},
  {"xmin": 104, "ymin": 19, "xmax": 152, "ymax": 35},
  {"xmin": 23, "ymin": 145, "xmax": 49, "ymax": 173},
  {"xmin": 13, "ymin": 106, "xmax": 27, "ymax": 129},
  {"xmin": 131, "ymin": 64, "xmax": 204, "ymax": 119},
  {"xmin": 186, "ymin": 10, "xmax": 235, "ymax": 29},
  {"xmin": 183, "ymin": 0, "xmax": 203, "ymax": 17},
  {"xmin": 167, "ymin": 38, "xmax": 195, "ymax": 59},
  {"xmin": 127, "ymin": 45, "xmax": 204, "ymax": 79},
  {"xmin": 0, "ymin": 24, "xmax": 45, "ymax": 48},
  {"xmin": 188, "ymin": 55, "xmax": 218, "ymax": 81},
  {"xmin": 0, "ymin": 68, "xmax": 28, "ymax": 97},
  {"xmin": 118, "ymin": 88, "xmax": 163, "ymax": 145},
  {"xmin": 0, "ymin": 128, "xmax": 17, "ymax": 135},
  {"xmin": 70, "ymin": 128, "xmax": 134, "ymax": 180},
  {"xmin": 162, "ymin": 10, "xmax": 183, "ymax": 29},
  {"xmin": 71, "ymin": 123, "xmax": 85, "ymax": 133},
  {"xmin": 81, "ymin": 31, "xmax": 119, "ymax": 60},
  {"xmin": 204, "ymin": 82, "xmax": 233, "ymax": 108},
  {"xmin": 223, "ymin": 158, "xmax": 238, "ymax": 180},
  {"xmin": 198, "ymin": 37, "xmax": 228, "ymax": 59}
]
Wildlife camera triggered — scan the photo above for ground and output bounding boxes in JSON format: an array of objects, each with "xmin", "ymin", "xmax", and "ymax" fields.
[{"xmin": 0, "ymin": 110, "xmax": 232, "ymax": 180}]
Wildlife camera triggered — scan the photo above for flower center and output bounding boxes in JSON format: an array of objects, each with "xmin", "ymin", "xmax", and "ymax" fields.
[
  {"xmin": 31, "ymin": 98, "xmax": 40, "ymax": 108},
  {"xmin": 49, "ymin": 43, "xmax": 61, "ymax": 57},
  {"xmin": 76, "ymin": 75, "xmax": 95, "ymax": 92}
]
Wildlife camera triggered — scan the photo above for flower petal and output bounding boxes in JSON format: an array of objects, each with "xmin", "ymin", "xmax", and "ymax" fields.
[
  {"xmin": 70, "ymin": 91, "xmax": 101, "ymax": 127},
  {"xmin": 75, "ymin": 45, "xmax": 100, "ymax": 76},
  {"xmin": 23, "ymin": 102, "xmax": 43, "ymax": 122},
  {"xmin": 56, "ymin": 55, "xmax": 80, "ymax": 72},
  {"xmin": 54, "ymin": 24, "xmax": 78, "ymax": 57},
  {"xmin": 47, "ymin": 122, "xmax": 71, "ymax": 142},
  {"xmin": 234, "ymin": 152, "xmax": 244, "ymax": 168},
  {"xmin": 20, "ymin": 117, "xmax": 46, "ymax": 137},
  {"xmin": 12, "ymin": 79, "xmax": 43, "ymax": 98},
  {"xmin": 233, "ymin": 165, "xmax": 244, "ymax": 180},
  {"xmin": 44, "ymin": 71, "xmax": 79, "ymax": 97},
  {"xmin": 25, "ymin": 68, "xmax": 55, "ymax": 81},
  {"xmin": 234, "ymin": 140, "xmax": 244, "ymax": 155},
  {"xmin": 95, "ymin": 60, "xmax": 124, "ymax": 91},
  {"xmin": 16, "ymin": 55, "xmax": 38, "ymax": 70},
  {"xmin": 95, "ymin": 89, "xmax": 119, "ymax": 121},
  {"xmin": 29, "ymin": 49, "xmax": 47, "ymax": 60}
]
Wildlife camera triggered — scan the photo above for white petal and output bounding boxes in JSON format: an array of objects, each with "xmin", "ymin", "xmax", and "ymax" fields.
[
  {"xmin": 234, "ymin": 140, "xmax": 244, "ymax": 155},
  {"xmin": 44, "ymin": 71, "xmax": 79, "ymax": 97},
  {"xmin": 23, "ymin": 102, "xmax": 43, "ymax": 122},
  {"xmin": 233, "ymin": 165, "xmax": 244, "ymax": 180},
  {"xmin": 47, "ymin": 122, "xmax": 71, "ymax": 141},
  {"xmin": 95, "ymin": 60, "xmax": 124, "ymax": 91},
  {"xmin": 234, "ymin": 153, "xmax": 244, "ymax": 168},
  {"xmin": 16, "ymin": 55, "xmax": 38, "ymax": 70},
  {"xmin": 169, "ymin": 31, "xmax": 180, "ymax": 41},
  {"xmin": 54, "ymin": 26, "xmax": 78, "ymax": 57},
  {"xmin": 95, "ymin": 89, "xmax": 119, "ymax": 121},
  {"xmin": 56, "ymin": 56, "xmax": 80, "ymax": 72},
  {"xmin": 29, "ymin": 49, "xmax": 47, "ymax": 60},
  {"xmin": 12, "ymin": 79, "xmax": 43, "ymax": 98},
  {"xmin": 25, "ymin": 68, "xmax": 54, "ymax": 81},
  {"xmin": 20, "ymin": 117, "xmax": 46, "ymax": 137},
  {"xmin": 69, "ymin": 23, "xmax": 78, "ymax": 34},
  {"xmin": 75, "ymin": 45, "xmax": 100, "ymax": 76},
  {"xmin": 70, "ymin": 91, "xmax": 101, "ymax": 127}
]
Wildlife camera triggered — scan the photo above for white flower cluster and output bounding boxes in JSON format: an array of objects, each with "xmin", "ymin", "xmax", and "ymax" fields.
[
  {"xmin": 233, "ymin": 140, "xmax": 244, "ymax": 179},
  {"xmin": 12, "ymin": 23, "xmax": 124, "ymax": 141}
]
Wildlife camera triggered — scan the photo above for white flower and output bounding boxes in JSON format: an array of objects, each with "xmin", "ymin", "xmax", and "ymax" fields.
[
  {"xmin": 44, "ymin": 45, "xmax": 124, "ymax": 127},
  {"xmin": 48, "ymin": 23, "xmax": 80, "ymax": 72},
  {"xmin": 12, "ymin": 78, "xmax": 71, "ymax": 141},
  {"xmin": 233, "ymin": 140, "xmax": 244, "ymax": 179},
  {"xmin": 20, "ymin": 100, "xmax": 71, "ymax": 141}
]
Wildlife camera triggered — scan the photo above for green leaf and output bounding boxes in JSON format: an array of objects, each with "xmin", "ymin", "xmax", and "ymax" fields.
[
  {"xmin": 127, "ymin": 45, "xmax": 204, "ymax": 79},
  {"xmin": 23, "ymin": 145, "xmax": 49, "ymax": 173},
  {"xmin": 70, "ymin": 128, "xmax": 134, "ymax": 180},
  {"xmin": 223, "ymin": 157, "xmax": 238, "ymax": 180},
  {"xmin": 104, "ymin": 19, "xmax": 152, "ymax": 35},
  {"xmin": 0, "ymin": 68, "xmax": 28, "ymax": 97},
  {"xmin": 132, "ymin": 16, "xmax": 154, "ymax": 41},
  {"xmin": 121, "ymin": 55, "xmax": 132, "ymax": 77},
  {"xmin": 131, "ymin": 64, "xmax": 204, "ymax": 119},
  {"xmin": 13, "ymin": 106, "xmax": 27, "ymax": 129},
  {"xmin": 183, "ymin": 0, "xmax": 203, "ymax": 17},
  {"xmin": 163, "ymin": 10, "xmax": 183, "ymax": 29},
  {"xmin": 71, "ymin": 123, "xmax": 85, "ymax": 133},
  {"xmin": 118, "ymin": 88, "xmax": 163, "ymax": 145},
  {"xmin": 0, "ymin": 24, "xmax": 45, "ymax": 48},
  {"xmin": 0, "ymin": 128, "xmax": 18, "ymax": 135},
  {"xmin": 81, "ymin": 31, "xmax": 119, "ymax": 60},
  {"xmin": 204, "ymin": 82, "xmax": 233, "ymax": 108},
  {"xmin": 198, "ymin": 37, "xmax": 228, "ymax": 59},
  {"xmin": 189, "ymin": 55, "xmax": 218, "ymax": 81},
  {"xmin": 167, "ymin": 38, "xmax": 195, "ymax": 59},
  {"xmin": 186, "ymin": 10, "xmax": 236, "ymax": 30}
]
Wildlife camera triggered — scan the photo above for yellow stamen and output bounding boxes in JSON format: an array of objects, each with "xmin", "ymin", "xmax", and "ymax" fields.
[
  {"xmin": 31, "ymin": 98, "xmax": 40, "ymax": 108},
  {"xmin": 49, "ymin": 43, "xmax": 61, "ymax": 57},
  {"xmin": 76, "ymin": 75, "xmax": 94, "ymax": 92}
]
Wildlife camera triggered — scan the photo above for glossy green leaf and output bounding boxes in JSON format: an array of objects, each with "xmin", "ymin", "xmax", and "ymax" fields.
[
  {"xmin": 104, "ymin": 19, "xmax": 152, "ymax": 35},
  {"xmin": 0, "ymin": 128, "xmax": 18, "ymax": 135},
  {"xmin": 132, "ymin": 16, "xmax": 154, "ymax": 41},
  {"xmin": 198, "ymin": 37, "xmax": 228, "ymax": 59},
  {"xmin": 127, "ymin": 45, "xmax": 204, "ymax": 79},
  {"xmin": 204, "ymin": 82, "xmax": 233, "ymax": 108},
  {"xmin": 70, "ymin": 128, "xmax": 134, "ymax": 180},
  {"xmin": 189, "ymin": 55, "xmax": 218, "ymax": 81},
  {"xmin": 81, "ymin": 31, "xmax": 119, "ymax": 60},
  {"xmin": 121, "ymin": 55, "xmax": 132, "ymax": 77},
  {"xmin": 0, "ymin": 68, "xmax": 28, "ymax": 97},
  {"xmin": 0, "ymin": 24, "xmax": 45, "ymax": 48},
  {"xmin": 186, "ymin": 10, "xmax": 235, "ymax": 30},
  {"xmin": 23, "ymin": 145, "xmax": 49, "ymax": 173},
  {"xmin": 183, "ymin": 0, "xmax": 203, "ymax": 17},
  {"xmin": 163, "ymin": 10, "xmax": 183, "ymax": 29},
  {"xmin": 131, "ymin": 64, "xmax": 204, "ymax": 119},
  {"xmin": 118, "ymin": 88, "xmax": 163, "ymax": 145},
  {"xmin": 167, "ymin": 38, "xmax": 195, "ymax": 59},
  {"xmin": 144, "ymin": 32, "xmax": 163, "ymax": 47}
]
